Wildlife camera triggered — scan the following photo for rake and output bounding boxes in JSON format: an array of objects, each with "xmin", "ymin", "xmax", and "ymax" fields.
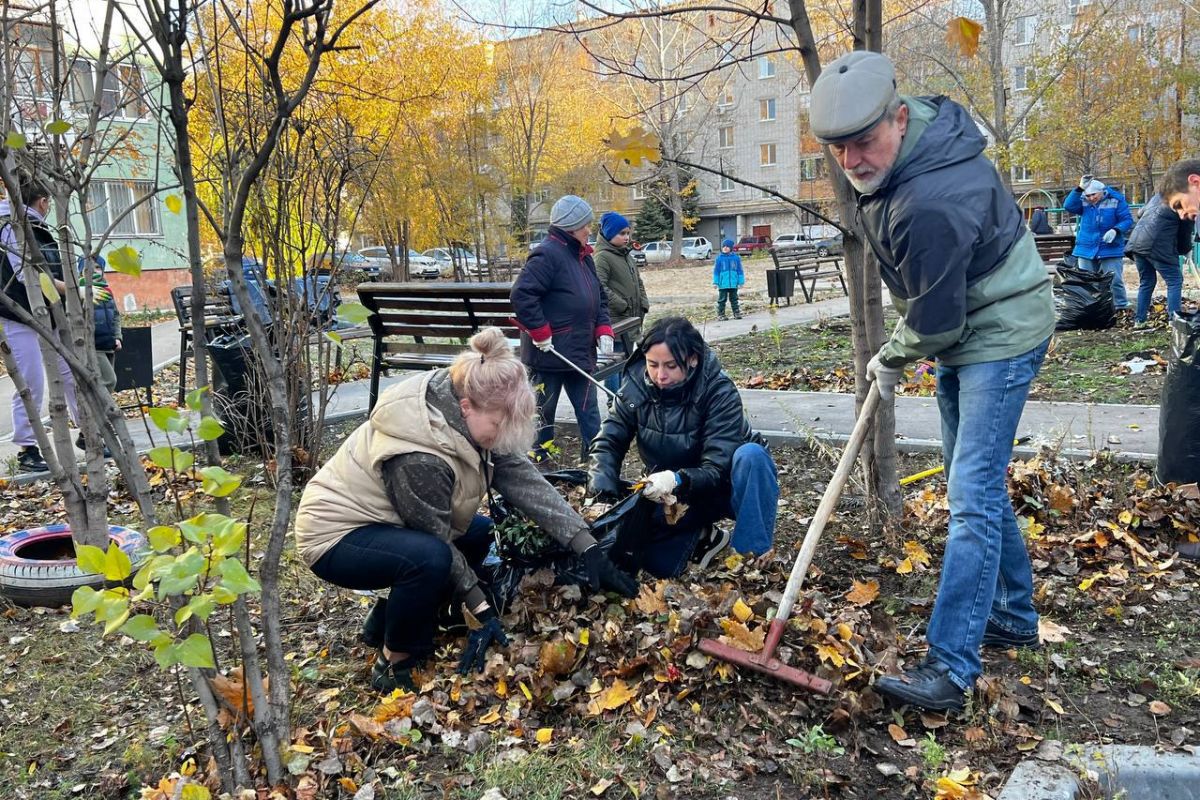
[{"xmin": 698, "ymin": 384, "xmax": 882, "ymax": 694}]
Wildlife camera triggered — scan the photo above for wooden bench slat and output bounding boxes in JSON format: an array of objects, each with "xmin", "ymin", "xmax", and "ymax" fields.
[{"xmin": 366, "ymin": 296, "xmax": 515, "ymax": 313}]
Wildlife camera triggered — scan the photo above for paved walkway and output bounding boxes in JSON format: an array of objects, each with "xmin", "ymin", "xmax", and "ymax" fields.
[{"xmin": 0, "ymin": 295, "xmax": 1161, "ymax": 478}]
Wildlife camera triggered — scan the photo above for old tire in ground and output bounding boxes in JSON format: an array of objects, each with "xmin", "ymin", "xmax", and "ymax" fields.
[{"xmin": 0, "ymin": 524, "xmax": 147, "ymax": 608}]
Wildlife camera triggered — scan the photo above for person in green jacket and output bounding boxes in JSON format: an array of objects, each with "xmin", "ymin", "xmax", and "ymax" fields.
[
  {"xmin": 811, "ymin": 51, "xmax": 1055, "ymax": 713},
  {"xmin": 594, "ymin": 212, "xmax": 650, "ymax": 395}
]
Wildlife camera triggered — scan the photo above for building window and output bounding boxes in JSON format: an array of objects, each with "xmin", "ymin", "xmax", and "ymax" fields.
[
  {"xmin": 1015, "ymin": 15, "xmax": 1035, "ymax": 45},
  {"xmin": 758, "ymin": 56, "xmax": 776, "ymax": 79},
  {"xmin": 759, "ymin": 98, "xmax": 776, "ymax": 122},
  {"xmin": 72, "ymin": 61, "xmax": 149, "ymax": 119},
  {"xmin": 88, "ymin": 180, "xmax": 161, "ymax": 236},
  {"xmin": 1127, "ymin": 25, "xmax": 1141, "ymax": 41},
  {"xmin": 14, "ymin": 46, "xmax": 56, "ymax": 100},
  {"xmin": 718, "ymin": 91, "xmax": 735, "ymax": 108},
  {"xmin": 718, "ymin": 126, "xmax": 734, "ymax": 148},
  {"xmin": 633, "ymin": 183, "xmax": 647, "ymax": 200},
  {"xmin": 1014, "ymin": 164, "xmax": 1033, "ymax": 182},
  {"xmin": 719, "ymin": 175, "xmax": 735, "ymax": 192},
  {"xmin": 760, "ymin": 143, "xmax": 777, "ymax": 167},
  {"xmin": 800, "ymin": 157, "xmax": 823, "ymax": 181},
  {"xmin": 1013, "ymin": 66, "xmax": 1028, "ymax": 91},
  {"xmin": 717, "ymin": 42, "xmax": 736, "ymax": 65},
  {"xmin": 760, "ymin": 184, "xmax": 779, "ymax": 199}
]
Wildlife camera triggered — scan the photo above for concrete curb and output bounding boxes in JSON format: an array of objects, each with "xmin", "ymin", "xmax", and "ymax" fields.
[{"xmin": 998, "ymin": 745, "xmax": 1200, "ymax": 800}]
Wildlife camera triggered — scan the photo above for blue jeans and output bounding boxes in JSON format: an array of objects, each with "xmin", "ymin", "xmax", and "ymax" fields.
[
  {"xmin": 927, "ymin": 339, "xmax": 1049, "ymax": 689},
  {"xmin": 1077, "ymin": 256, "xmax": 1128, "ymax": 309},
  {"xmin": 1132, "ymin": 254, "xmax": 1183, "ymax": 322},
  {"xmin": 311, "ymin": 515, "xmax": 492, "ymax": 656},
  {"xmin": 616, "ymin": 443, "xmax": 778, "ymax": 577},
  {"xmin": 534, "ymin": 369, "xmax": 601, "ymax": 459}
]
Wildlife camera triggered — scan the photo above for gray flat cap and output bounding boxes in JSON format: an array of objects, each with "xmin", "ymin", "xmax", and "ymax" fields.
[{"xmin": 810, "ymin": 51, "xmax": 898, "ymax": 144}]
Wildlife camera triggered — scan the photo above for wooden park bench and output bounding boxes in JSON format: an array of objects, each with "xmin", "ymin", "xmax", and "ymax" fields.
[
  {"xmin": 1033, "ymin": 234, "xmax": 1075, "ymax": 264},
  {"xmin": 356, "ymin": 282, "xmax": 636, "ymax": 410},
  {"xmin": 170, "ymin": 284, "xmax": 245, "ymax": 404},
  {"xmin": 767, "ymin": 249, "xmax": 848, "ymax": 305}
]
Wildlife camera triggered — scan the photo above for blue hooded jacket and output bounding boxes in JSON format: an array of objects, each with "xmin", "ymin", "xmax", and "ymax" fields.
[
  {"xmin": 712, "ymin": 240, "xmax": 744, "ymax": 290},
  {"xmin": 1064, "ymin": 186, "xmax": 1134, "ymax": 260}
]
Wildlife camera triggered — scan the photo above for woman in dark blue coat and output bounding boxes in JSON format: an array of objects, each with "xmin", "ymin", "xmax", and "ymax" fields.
[{"xmin": 511, "ymin": 195, "xmax": 613, "ymax": 461}]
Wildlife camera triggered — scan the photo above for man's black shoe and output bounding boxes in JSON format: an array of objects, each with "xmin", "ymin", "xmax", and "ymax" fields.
[
  {"xmin": 981, "ymin": 621, "xmax": 1040, "ymax": 650},
  {"xmin": 692, "ymin": 524, "xmax": 732, "ymax": 569},
  {"xmin": 17, "ymin": 446, "xmax": 49, "ymax": 473},
  {"xmin": 875, "ymin": 659, "xmax": 966, "ymax": 712}
]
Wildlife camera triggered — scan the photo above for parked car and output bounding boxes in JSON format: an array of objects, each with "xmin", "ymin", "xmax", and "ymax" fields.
[
  {"xmin": 358, "ymin": 246, "xmax": 441, "ymax": 279},
  {"xmin": 630, "ymin": 244, "xmax": 647, "ymax": 267},
  {"xmin": 814, "ymin": 234, "xmax": 844, "ymax": 257},
  {"xmin": 423, "ymin": 247, "xmax": 487, "ymax": 276},
  {"xmin": 679, "ymin": 236, "xmax": 712, "ymax": 260},
  {"xmin": 732, "ymin": 235, "xmax": 772, "ymax": 255},
  {"xmin": 771, "ymin": 233, "xmax": 812, "ymax": 252},
  {"xmin": 314, "ymin": 250, "xmax": 371, "ymax": 276},
  {"xmin": 527, "ymin": 230, "xmax": 548, "ymax": 251},
  {"xmin": 641, "ymin": 241, "xmax": 673, "ymax": 264}
]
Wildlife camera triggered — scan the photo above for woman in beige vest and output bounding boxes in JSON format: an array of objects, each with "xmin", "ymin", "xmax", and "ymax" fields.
[{"xmin": 294, "ymin": 328, "xmax": 637, "ymax": 692}]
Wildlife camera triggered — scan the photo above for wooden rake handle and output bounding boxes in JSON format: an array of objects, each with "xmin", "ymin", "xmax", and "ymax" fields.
[{"xmin": 774, "ymin": 384, "xmax": 881, "ymax": 626}]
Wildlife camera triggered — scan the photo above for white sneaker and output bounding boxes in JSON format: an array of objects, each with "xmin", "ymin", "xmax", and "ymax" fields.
[{"xmin": 693, "ymin": 524, "xmax": 732, "ymax": 569}]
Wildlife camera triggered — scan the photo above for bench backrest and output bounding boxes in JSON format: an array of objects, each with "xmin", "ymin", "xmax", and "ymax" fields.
[
  {"xmin": 171, "ymin": 284, "xmax": 240, "ymax": 331},
  {"xmin": 356, "ymin": 282, "xmax": 518, "ymax": 346},
  {"xmin": 1033, "ymin": 234, "xmax": 1074, "ymax": 262},
  {"xmin": 769, "ymin": 249, "xmax": 843, "ymax": 272}
]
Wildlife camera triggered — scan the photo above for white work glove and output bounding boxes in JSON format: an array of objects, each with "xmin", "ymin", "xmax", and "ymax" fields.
[
  {"xmin": 642, "ymin": 470, "xmax": 679, "ymax": 503},
  {"xmin": 533, "ymin": 336, "xmax": 554, "ymax": 352},
  {"xmin": 598, "ymin": 335, "xmax": 614, "ymax": 355},
  {"xmin": 1079, "ymin": 174, "xmax": 1093, "ymax": 190},
  {"xmin": 866, "ymin": 353, "xmax": 904, "ymax": 401},
  {"xmin": 1102, "ymin": 229, "xmax": 1117, "ymax": 244}
]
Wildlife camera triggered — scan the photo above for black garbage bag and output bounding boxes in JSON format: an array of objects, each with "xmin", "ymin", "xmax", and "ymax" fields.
[
  {"xmin": 1157, "ymin": 312, "xmax": 1200, "ymax": 485},
  {"xmin": 484, "ymin": 469, "xmax": 647, "ymax": 606},
  {"xmin": 208, "ymin": 329, "xmax": 308, "ymax": 455},
  {"xmin": 1054, "ymin": 266, "xmax": 1116, "ymax": 331}
]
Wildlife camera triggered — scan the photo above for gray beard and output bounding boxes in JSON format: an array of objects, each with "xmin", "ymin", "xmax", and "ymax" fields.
[{"xmin": 845, "ymin": 167, "xmax": 891, "ymax": 194}]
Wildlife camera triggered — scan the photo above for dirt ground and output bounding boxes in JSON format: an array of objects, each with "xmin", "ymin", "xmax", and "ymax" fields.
[{"xmin": 1, "ymin": 426, "xmax": 1197, "ymax": 799}]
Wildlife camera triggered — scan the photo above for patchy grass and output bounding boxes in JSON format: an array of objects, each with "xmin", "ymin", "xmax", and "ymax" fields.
[{"xmin": 712, "ymin": 306, "xmax": 1181, "ymax": 404}]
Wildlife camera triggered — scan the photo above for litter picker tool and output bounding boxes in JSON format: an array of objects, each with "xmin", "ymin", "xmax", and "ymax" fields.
[
  {"xmin": 698, "ymin": 384, "xmax": 882, "ymax": 694},
  {"xmin": 510, "ymin": 318, "xmax": 627, "ymax": 407}
]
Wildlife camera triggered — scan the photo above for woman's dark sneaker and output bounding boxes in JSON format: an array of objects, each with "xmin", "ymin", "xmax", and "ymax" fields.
[
  {"xmin": 693, "ymin": 524, "xmax": 732, "ymax": 569},
  {"xmin": 371, "ymin": 656, "xmax": 415, "ymax": 693}
]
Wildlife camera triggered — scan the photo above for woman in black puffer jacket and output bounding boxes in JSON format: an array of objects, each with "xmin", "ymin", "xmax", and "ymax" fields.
[{"xmin": 588, "ymin": 316, "xmax": 778, "ymax": 577}]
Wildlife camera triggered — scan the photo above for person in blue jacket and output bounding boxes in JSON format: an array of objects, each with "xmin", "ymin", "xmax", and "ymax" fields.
[
  {"xmin": 1063, "ymin": 177, "xmax": 1134, "ymax": 310},
  {"xmin": 712, "ymin": 239, "xmax": 744, "ymax": 320},
  {"xmin": 511, "ymin": 195, "xmax": 614, "ymax": 462}
]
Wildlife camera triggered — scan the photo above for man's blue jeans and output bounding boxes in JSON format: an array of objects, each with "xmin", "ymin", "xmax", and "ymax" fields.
[
  {"xmin": 534, "ymin": 369, "xmax": 601, "ymax": 459},
  {"xmin": 1132, "ymin": 254, "xmax": 1183, "ymax": 323},
  {"xmin": 616, "ymin": 443, "xmax": 778, "ymax": 577},
  {"xmin": 927, "ymin": 339, "xmax": 1049, "ymax": 690},
  {"xmin": 1077, "ymin": 256, "xmax": 1128, "ymax": 309}
]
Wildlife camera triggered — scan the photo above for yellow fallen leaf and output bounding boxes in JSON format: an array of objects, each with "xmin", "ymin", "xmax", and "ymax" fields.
[
  {"xmin": 586, "ymin": 679, "xmax": 637, "ymax": 715},
  {"xmin": 590, "ymin": 777, "xmax": 614, "ymax": 796},
  {"xmin": 732, "ymin": 598, "xmax": 753, "ymax": 622},
  {"xmin": 718, "ymin": 618, "xmax": 766, "ymax": 652},
  {"xmin": 724, "ymin": 553, "xmax": 744, "ymax": 570},
  {"xmin": 579, "ymin": 629, "xmax": 590, "ymax": 646},
  {"xmin": 605, "ymin": 125, "xmax": 661, "ymax": 167},
  {"xmin": 479, "ymin": 708, "xmax": 502, "ymax": 725},
  {"xmin": 1045, "ymin": 697, "xmax": 1065, "ymax": 715},
  {"xmin": 845, "ymin": 579, "xmax": 880, "ymax": 606},
  {"xmin": 1078, "ymin": 575, "xmax": 1098, "ymax": 592},
  {"xmin": 896, "ymin": 557, "xmax": 914, "ymax": 575},
  {"xmin": 337, "ymin": 777, "xmax": 358, "ymax": 794},
  {"xmin": 290, "ymin": 744, "xmax": 315, "ymax": 754},
  {"xmin": 837, "ymin": 622, "xmax": 854, "ymax": 642},
  {"xmin": 535, "ymin": 727, "xmax": 554, "ymax": 744},
  {"xmin": 519, "ymin": 681, "xmax": 533, "ymax": 701},
  {"xmin": 814, "ymin": 643, "xmax": 845, "ymax": 667},
  {"xmin": 903, "ymin": 540, "xmax": 931, "ymax": 567},
  {"xmin": 635, "ymin": 582, "xmax": 668, "ymax": 615},
  {"xmin": 946, "ymin": 16, "xmax": 983, "ymax": 58}
]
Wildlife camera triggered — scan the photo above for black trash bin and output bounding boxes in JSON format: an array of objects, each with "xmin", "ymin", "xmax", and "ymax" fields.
[
  {"xmin": 207, "ymin": 332, "xmax": 261, "ymax": 455},
  {"xmin": 766, "ymin": 268, "xmax": 797, "ymax": 306},
  {"xmin": 1157, "ymin": 311, "xmax": 1200, "ymax": 486}
]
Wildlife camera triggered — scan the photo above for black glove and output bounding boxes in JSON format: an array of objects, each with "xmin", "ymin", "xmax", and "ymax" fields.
[
  {"xmin": 582, "ymin": 545, "xmax": 639, "ymax": 597},
  {"xmin": 457, "ymin": 609, "xmax": 509, "ymax": 675},
  {"xmin": 588, "ymin": 471, "xmax": 622, "ymax": 499}
]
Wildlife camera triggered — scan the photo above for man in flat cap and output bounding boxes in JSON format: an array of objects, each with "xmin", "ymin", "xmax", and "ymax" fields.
[{"xmin": 810, "ymin": 51, "xmax": 1055, "ymax": 712}]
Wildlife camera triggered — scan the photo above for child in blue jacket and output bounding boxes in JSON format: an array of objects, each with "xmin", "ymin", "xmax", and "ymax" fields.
[{"xmin": 712, "ymin": 238, "xmax": 744, "ymax": 320}]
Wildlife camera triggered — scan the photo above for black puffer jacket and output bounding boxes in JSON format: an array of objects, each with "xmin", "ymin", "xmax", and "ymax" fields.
[
  {"xmin": 1126, "ymin": 194, "xmax": 1194, "ymax": 265},
  {"xmin": 589, "ymin": 347, "xmax": 764, "ymax": 499}
]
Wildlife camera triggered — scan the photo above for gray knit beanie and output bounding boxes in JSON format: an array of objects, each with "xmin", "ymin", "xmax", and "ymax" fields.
[{"xmin": 549, "ymin": 195, "xmax": 593, "ymax": 231}]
